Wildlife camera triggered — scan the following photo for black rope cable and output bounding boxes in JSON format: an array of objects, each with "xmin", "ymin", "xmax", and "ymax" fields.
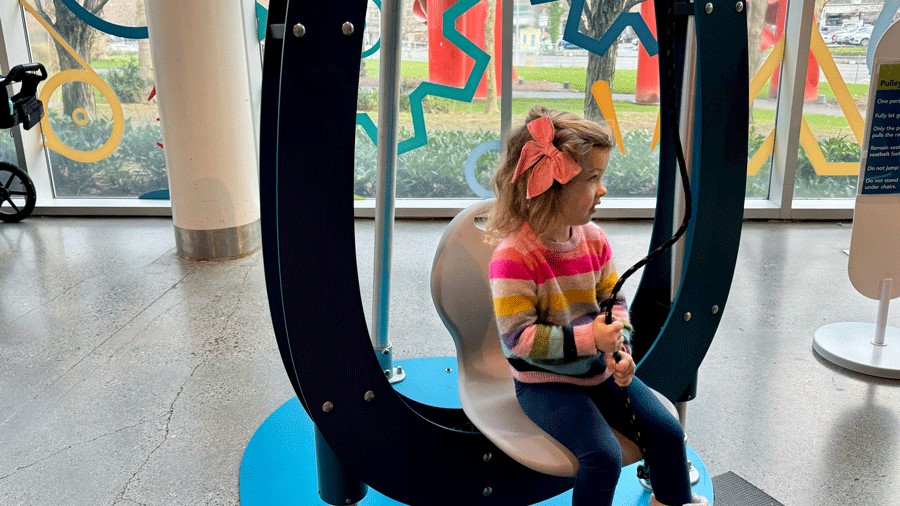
[{"xmin": 601, "ymin": 0, "xmax": 693, "ymax": 485}]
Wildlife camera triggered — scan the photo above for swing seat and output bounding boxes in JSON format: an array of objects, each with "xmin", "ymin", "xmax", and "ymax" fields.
[{"xmin": 431, "ymin": 199, "xmax": 678, "ymax": 478}]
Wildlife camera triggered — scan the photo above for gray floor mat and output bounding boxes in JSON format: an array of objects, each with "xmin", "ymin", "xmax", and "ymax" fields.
[{"xmin": 711, "ymin": 472, "xmax": 784, "ymax": 506}]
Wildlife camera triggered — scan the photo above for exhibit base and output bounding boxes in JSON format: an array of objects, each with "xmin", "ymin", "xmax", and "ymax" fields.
[
  {"xmin": 239, "ymin": 357, "xmax": 715, "ymax": 505},
  {"xmin": 814, "ymin": 322, "xmax": 900, "ymax": 379}
]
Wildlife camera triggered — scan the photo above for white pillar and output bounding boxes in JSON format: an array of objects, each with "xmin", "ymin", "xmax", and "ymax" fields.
[{"xmin": 144, "ymin": 0, "xmax": 261, "ymax": 260}]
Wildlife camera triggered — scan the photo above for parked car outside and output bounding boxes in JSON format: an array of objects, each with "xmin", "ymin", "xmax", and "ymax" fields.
[
  {"xmin": 834, "ymin": 25, "xmax": 872, "ymax": 44},
  {"xmin": 828, "ymin": 23, "xmax": 860, "ymax": 43},
  {"xmin": 849, "ymin": 26, "xmax": 874, "ymax": 46},
  {"xmin": 558, "ymin": 39, "xmax": 580, "ymax": 51}
]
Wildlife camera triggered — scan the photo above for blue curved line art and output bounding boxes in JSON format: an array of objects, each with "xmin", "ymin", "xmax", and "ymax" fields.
[
  {"xmin": 866, "ymin": 0, "xmax": 900, "ymax": 71},
  {"xmin": 464, "ymin": 139, "xmax": 500, "ymax": 198},
  {"xmin": 356, "ymin": 0, "xmax": 490, "ymax": 154},
  {"xmin": 60, "ymin": 0, "xmax": 148, "ymax": 39},
  {"xmin": 361, "ymin": 0, "xmax": 382, "ymax": 58},
  {"xmin": 543, "ymin": 0, "xmax": 659, "ymax": 57},
  {"xmin": 139, "ymin": 188, "xmax": 169, "ymax": 200}
]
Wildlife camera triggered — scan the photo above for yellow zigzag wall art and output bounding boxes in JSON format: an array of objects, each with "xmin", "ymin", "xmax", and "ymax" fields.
[
  {"xmin": 20, "ymin": 0, "xmax": 125, "ymax": 163},
  {"xmin": 748, "ymin": 31, "xmax": 864, "ymax": 177},
  {"xmin": 590, "ymin": 79, "xmax": 662, "ymax": 157},
  {"xmin": 593, "ymin": 29, "xmax": 861, "ymax": 179}
]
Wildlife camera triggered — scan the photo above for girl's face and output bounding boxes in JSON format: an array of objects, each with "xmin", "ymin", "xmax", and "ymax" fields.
[{"xmin": 554, "ymin": 147, "xmax": 610, "ymax": 231}]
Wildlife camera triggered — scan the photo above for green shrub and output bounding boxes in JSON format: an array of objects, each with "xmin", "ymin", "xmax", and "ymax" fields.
[
  {"xmin": 354, "ymin": 127, "xmax": 862, "ymax": 200},
  {"xmin": 795, "ymin": 134, "xmax": 859, "ymax": 198},
  {"xmin": 0, "ymin": 134, "xmax": 16, "ymax": 162},
  {"xmin": 20, "ymin": 110, "xmax": 864, "ymax": 201},
  {"xmin": 746, "ymin": 126, "xmax": 770, "ymax": 199},
  {"xmin": 47, "ymin": 109, "xmax": 167, "ymax": 197},
  {"xmin": 355, "ymin": 128, "xmax": 499, "ymax": 198},
  {"xmin": 104, "ymin": 59, "xmax": 154, "ymax": 104},
  {"xmin": 604, "ymin": 130, "xmax": 660, "ymax": 198},
  {"xmin": 356, "ymin": 87, "xmax": 453, "ymax": 114},
  {"xmin": 357, "ymin": 89, "xmax": 378, "ymax": 112}
]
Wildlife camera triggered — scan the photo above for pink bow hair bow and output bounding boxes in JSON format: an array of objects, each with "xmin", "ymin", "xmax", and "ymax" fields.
[{"xmin": 510, "ymin": 116, "xmax": 582, "ymax": 199}]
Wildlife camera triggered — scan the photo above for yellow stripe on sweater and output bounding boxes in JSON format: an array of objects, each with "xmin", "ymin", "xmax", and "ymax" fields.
[
  {"xmin": 546, "ymin": 289, "xmax": 597, "ymax": 311},
  {"xmin": 494, "ymin": 294, "xmax": 538, "ymax": 317},
  {"xmin": 496, "ymin": 289, "xmax": 598, "ymax": 317},
  {"xmin": 596, "ymin": 272, "xmax": 619, "ymax": 295}
]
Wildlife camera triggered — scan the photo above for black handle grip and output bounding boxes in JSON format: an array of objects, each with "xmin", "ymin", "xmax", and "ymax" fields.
[{"xmin": 0, "ymin": 63, "xmax": 48, "ymax": 86}]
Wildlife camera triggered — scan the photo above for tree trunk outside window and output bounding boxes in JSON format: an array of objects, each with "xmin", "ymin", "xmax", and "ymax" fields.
[
  {"xmin": 579, "ymin": 0, "xmax": 643, "ymax": 124},
  {"xmin": 38, "ymin": 0, "xmax": 110, "ymax": 117}
]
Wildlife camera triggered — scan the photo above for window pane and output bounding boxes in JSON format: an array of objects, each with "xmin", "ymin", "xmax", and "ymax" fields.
[
  {"xmin": 746, "ymin": 0, "xmax": 787, "ymax": 199},
  {"xmin": 354, "ymin": 0, "xmax": 670, "ymax": 200},
  {"xmin": 511, "ymin": 0, "xmax": 659, "ymax": 199},
  {"xmin": 793, "ymin": 0, "xmax": 897, "ymax": 199},
  {"xmin": 355, "ymin": 0, "xmax": 502, "ymax": 199},
  {"xmin": 23, "ymin": 0, "xmax": 166, "ymax": 199}
]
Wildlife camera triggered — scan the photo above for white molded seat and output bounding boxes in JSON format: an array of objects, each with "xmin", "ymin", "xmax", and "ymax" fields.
[{"xmin": 431, "ymin": 199, "xmax": 677, "ymax": 478}]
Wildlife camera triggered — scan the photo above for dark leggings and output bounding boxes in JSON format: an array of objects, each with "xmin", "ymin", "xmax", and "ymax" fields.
[{"xmin": 515, "ymin": 376, "xmax": 692, "ymax": 506}]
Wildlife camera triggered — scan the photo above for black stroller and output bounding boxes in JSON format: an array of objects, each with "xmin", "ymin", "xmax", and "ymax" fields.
[{"xmin": 0, "ymin": 63, "xmax": 46, "ymax": 223}]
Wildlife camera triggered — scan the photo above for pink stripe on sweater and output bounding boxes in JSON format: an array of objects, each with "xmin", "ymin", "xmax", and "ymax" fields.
[
  {"xmin": 537, "ymin": 252, "xmax": 609, "ymax": 278},
  {"xmin": 574, "ymin": 324, "xmax": 596, "ymax": 356},
  {"xmin": 511, "ymin": 367, "xmax": 611, "ymax": 386},
  {"xmin": 489, "ymin": 259, "xmax": 532, "ymax": 280},
  {"xmin": 493, "ymin": 253, "xmax": 611, "ymax": 285}
]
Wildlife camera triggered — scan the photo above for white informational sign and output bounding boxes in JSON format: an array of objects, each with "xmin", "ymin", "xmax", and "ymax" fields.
[
  {"xmin": 849, "ymin": 59, "xmax": 900, "ymax": 300},
  {"xmin": 860, "ymin": 63, "xmax": 900, "ymax": 195},
  {"xmin": 814, "ymin": 21, "xmax": 900, "ymax": 379}
]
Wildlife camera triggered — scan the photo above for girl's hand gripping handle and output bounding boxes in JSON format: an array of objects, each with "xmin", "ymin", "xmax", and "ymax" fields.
[
  {"xmin": 592, "ymin": 318, "xmax": 624, "ymax": 354},
  {"xmin": 605, "ymin": 350, "xmax": 635, "ymax": 387}
]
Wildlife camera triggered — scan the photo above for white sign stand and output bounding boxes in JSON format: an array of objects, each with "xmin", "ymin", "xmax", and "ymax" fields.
[{"xmin": 813, "ymin": 21, "xmax": 900, "ymax": 379}]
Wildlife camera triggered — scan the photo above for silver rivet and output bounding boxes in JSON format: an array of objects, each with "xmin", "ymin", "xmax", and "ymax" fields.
[
  {"xmin": 383, "ymin": 369, "xmax": 391, "ymax": 377},
  {"xmin": 345, "ymin": 500, "xmax": 352, "ymax": 505},
  {"xmin": 483, "ymin": 487, "xmax": 493, "ymax": 496},
  {"xmin": 736, "ymin": 1, "xmax": 744, "ymax": 12},
  {"xmin": 684, "ymin": 312, "xmax": 692, "ymax": 321},
  {"xmin": 445, "ymin": 367, "xmax": 453, "ymax": 372},
  {"xmin": 322, "ymin": 401, "xmax": 333, "ymax": 412},
  {"xmin": 396, "ymin": 366, "xmax": 403, "ymax": 373},
  {"xmin": 711, "ymin": 305, "xmax": 720, "ymax": 315},
  {"xmin": 483, "ymin": 452, "xmax": 492, "ymax": 462},
  {"xmin": 705, "ymin": 3, "xmax": 713, "ymax": 14},
  {"xmin": 364, "ymin": 390, "xmax": 375, "ymax": 401},
  {"xmin": 292, "ymin": 23, "xmax": 306, "ymax": 38},
  {"xmin": 342, "ymin": 21, "xmax": 354, "ymax": 36}
]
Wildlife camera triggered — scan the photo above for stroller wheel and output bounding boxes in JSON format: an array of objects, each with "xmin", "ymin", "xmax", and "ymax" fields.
[{"xmin": 0, "ymin": 161, "xmax": 37, "ymax": 223}]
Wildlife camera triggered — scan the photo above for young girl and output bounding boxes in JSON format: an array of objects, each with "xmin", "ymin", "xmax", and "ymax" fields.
[{"xmin": 486, "ymin": 106, "xmax": 707, "ymax": 506}]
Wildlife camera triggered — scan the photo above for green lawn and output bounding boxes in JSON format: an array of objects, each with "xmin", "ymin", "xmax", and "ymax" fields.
[
  {"xmin": 828, "ymin": 45, "xmax": 866, "ymax": 56},
  {"xmin": 365, "ymin": 59, "xmax": 870, "ymax": 103},
  {"xmin": 377, "ymin": 96, "xmax": 855, "ymax": 138},
  {"xmin": 754, "ymin": 79, "xmax": 868, "ymax": 101},
  {"xmin": 365, "ymin": 59, "xmax": 637, "ymax": 94},
  {"xmin": 91, "ymin": 55, "xmax": 139, "ymax": 69},
  {"xmin": 84, "ymin": 54, "xmax": 858, "ymax": 136}
]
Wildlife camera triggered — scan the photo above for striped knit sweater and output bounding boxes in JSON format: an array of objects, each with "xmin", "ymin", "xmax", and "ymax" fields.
[{"xmin": 489, "ymin": 221, "xmax": 633, "ymax": 385}]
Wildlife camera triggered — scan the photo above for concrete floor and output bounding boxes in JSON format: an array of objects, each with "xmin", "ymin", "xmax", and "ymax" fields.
[{"xmin": 0, "ymin": 216, "xmax": 898, "ymax": 505}]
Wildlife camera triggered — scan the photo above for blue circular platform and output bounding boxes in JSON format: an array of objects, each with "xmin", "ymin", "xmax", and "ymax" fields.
[{"xmin": 240, "ymin": 357, "xmax": 714, "ymax": 505}]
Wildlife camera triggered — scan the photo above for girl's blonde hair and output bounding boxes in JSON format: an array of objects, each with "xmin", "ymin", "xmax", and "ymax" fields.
[{"xmin": 485, "ymin": 105, "xmax": 614, "ymax": 242}]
